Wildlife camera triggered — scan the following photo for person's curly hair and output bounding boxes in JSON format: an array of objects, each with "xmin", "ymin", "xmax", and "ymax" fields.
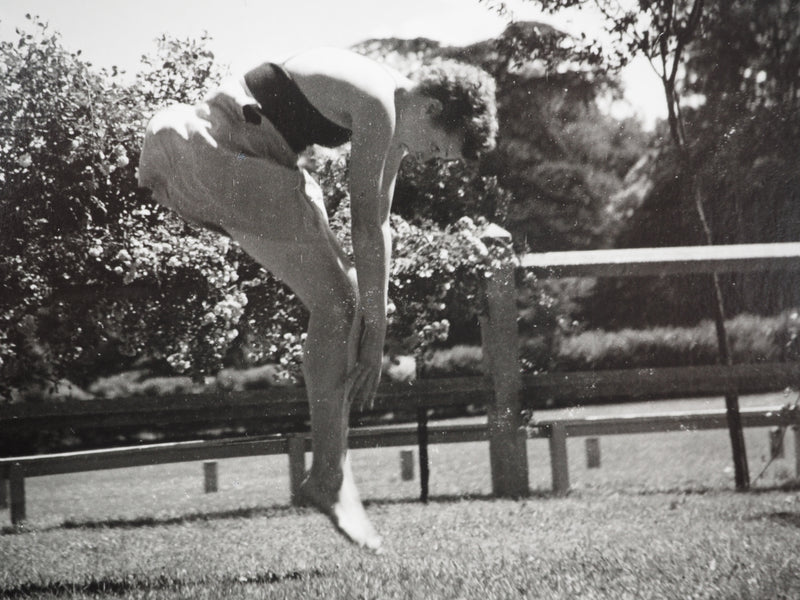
[{"xmin": 412, "ymin": 60, "xmax": 498, "ymax": 160}]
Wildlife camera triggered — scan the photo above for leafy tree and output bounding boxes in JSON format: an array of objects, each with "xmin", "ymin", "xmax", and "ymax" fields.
[
  {"xmin": 1, "ymin": 16, "xmax": 148, "ymax": 392},
  {"xmin": 0, "ymin": 18, "xmax": 270, "ymax": 395},
  {"xmin": 448, "ymin": 21, "xmax": 650, "ymax": 252},
  {"xmin": 562, "ymin": 1, "xmax": 800, "ymax": 326},
  {"xmin": 354, "ymin": 29, "xmax": 650, "ymax": 364}
]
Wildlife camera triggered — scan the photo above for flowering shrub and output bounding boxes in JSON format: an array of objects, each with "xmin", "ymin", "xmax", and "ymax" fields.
[
  {"xmin": 389, "ymin": 214, "xmax": 516, "ymax": 354},
  {"xmin": 0, "ymin": 18, "xmax": 239, "ymax": 393}
]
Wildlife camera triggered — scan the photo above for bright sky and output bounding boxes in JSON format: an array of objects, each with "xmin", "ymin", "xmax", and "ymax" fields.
[{"xmin": 0, "ymin": 0, "xmax": 665, "ymax": 127}]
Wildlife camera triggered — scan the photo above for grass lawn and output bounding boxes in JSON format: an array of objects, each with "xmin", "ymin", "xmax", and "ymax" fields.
[{"xmin": 1, "ymin": 394, "xmax": 799, "ymax": 599}]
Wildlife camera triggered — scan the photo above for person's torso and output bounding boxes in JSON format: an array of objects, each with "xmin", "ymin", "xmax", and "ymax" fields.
[{"xmin": 243, "ymin": 62, "xmax": 352, "ymax": 154}]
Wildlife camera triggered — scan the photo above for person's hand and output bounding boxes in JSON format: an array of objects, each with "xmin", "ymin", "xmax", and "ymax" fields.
[{"xmin": 345, "ymin": 317, "xmax": 385, "ymax": 410}]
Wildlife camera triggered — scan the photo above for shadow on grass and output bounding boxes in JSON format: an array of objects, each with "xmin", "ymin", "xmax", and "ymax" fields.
[
  {"xmin": 588, "ymin": 479, "xmax": 800, "ymax": 498},
  {"xmin": 0, "ymin": 505, "xmax": 301, "ymax": 536},
  {"xmin": 364, "ymin": 490, "xmax": 553, "ymax": 508},
  {"xmin": 2, "ymin": 491, "xmax": 553, "ymax": 535},
  {"xmin": 748, "ymin": 511, "xmax": 800, "ymax": 529},
  {"xmin": 0, "ymin": 570, "xmax": 324, "ymax": 599},
  {"xmin": 61, "ymin": 504, "xmax": 301, "ymax": 531}
]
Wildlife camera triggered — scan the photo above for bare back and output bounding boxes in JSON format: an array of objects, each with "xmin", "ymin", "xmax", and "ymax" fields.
[{"xmin": 283, "ymin": 48, "xmax": 409, "ymax": 134}]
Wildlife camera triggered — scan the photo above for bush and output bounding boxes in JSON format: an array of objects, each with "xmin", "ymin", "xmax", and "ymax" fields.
[
  {"xmin": 215, "ymin": 364, "xmax": 289, "ymax": 391},
  {"xmin": 419, "ymin": 310, "xmax": 800, "ymax": 377},
  {"xmin": 555, "ymin": 310, "xmax": 800, "ymax": 371},
  {"xmin": 420, "ymin": 345, "xmax": 485, "ymax": 378},
  {"xmin": 88, "ymin": 370, "xmax": 207, "ymax": 398}
]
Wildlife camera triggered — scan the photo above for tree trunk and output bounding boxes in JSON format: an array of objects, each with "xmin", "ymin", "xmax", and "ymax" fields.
[{"xmin": 694, "ymin": 185, "xmax": 750, "ymax": 490}]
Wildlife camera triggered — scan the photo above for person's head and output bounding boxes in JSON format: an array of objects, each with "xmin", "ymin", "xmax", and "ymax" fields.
[{"xmin": 400, "ymin": 60, "xmax": 498, "ymax": 162}]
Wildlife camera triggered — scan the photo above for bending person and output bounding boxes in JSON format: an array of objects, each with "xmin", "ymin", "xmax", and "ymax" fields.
[{"xmin": 138, "ymin": 47, "xmax": 497, "ymax": 551}]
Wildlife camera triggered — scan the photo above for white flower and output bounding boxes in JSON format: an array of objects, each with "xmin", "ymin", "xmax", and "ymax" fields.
[
  {"xmin": 17, "ymin": 153, "xmax": 32, "ymax": 168},
  {"xmin": 456, "ymin": 216, "xmax": 475, "ymax": 230}
]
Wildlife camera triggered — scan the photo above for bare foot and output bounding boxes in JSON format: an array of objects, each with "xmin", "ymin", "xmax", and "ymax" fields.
[{"xmin": 298, "ymin": 473, "xmax": 383, "ymax": 552}]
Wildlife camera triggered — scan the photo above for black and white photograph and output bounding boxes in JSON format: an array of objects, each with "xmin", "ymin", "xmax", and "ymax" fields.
[{"xmin": 1, "ymin": 0, "xmax": 799, "ymax": 597}]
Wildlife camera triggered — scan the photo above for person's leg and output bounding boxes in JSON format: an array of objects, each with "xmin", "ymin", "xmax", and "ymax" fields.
[
  {"xmin": 141, "ymin": 94, "xmax": 380, "ymax": 549},
  {"xmin": 227, "ymin": 216, "xmax": 381, "ymax": 552}
]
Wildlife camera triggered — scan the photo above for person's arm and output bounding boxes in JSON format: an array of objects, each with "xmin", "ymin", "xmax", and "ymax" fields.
[
  {"xmin": 282, "ymin": 49, "xmax": 407, "ymax": 405},
  {"xmin": 345, "ymin": 97, "xmax": 397, "ymax": 406}
]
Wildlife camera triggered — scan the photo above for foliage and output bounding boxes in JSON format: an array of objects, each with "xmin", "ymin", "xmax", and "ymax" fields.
[
  {"xmin": 0, "ymin": 18, "xmax": 295, "ymax": 395},
  {"xmin": 355, "ymin": 25, "xmax": 651, "ymax": 368},
  {"xmin": 455, "ymin": 23, "xmax": 650, "ymax": 253},
  {"xmin": 392, "ymin": 159, "xmax": 513, "ymax": 228},
  {"xmin": 561, "ymin": 0, "xmax": 800, "ymax": 327},
  {"xmin": 135, "ymin": 32, "xmax": 224, "ymax": 106},
  {"xmin": 325, "ymin": 184, "xmax": 518, "ymax": 356},
  {"xmin": 1, "ymin": 16, "xmax": 147, "ymax": 391},
  {"xmin": 556, "ymin": 310, "xmax": 800, "ymax": 371},
  {"xmin": 356, "ymin": 30, "xmax": 650, "ymax": 253},
  {"xmin": 411, "ymin": 309, "xmax": 800, "ymax": 376}
]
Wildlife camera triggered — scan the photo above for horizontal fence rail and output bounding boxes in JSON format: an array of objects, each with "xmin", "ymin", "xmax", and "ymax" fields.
[
  {"xmin": 522, "ymin": 363, "xmax": 800, "ymax": 405},
  {"xmin": 530, "ymin": 405, "xmax": 798, "ymax": 438},
  {"xmin": 521, "ymin": 242, "xmax": 800, "ymax": 278}
]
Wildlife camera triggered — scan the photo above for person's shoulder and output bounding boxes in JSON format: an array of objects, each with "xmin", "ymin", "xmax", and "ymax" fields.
[
  {"xmin": 283, "ymin": 47, "xmax": 375, "ymax": 72},
  {"xmin": 285, "ymin": 46, "xmax": 372, "ymax": 63},
  {"xmin": 284, "ymin": 48, "xmax": 400, "ymax": 110}
]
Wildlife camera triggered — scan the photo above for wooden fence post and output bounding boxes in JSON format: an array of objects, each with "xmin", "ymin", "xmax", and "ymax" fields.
[
  {"xmin": 549, "ymin": 423, "xmax": 570, "ymax": 495},
  {"xmin": 400, "ymin": 450, "xmax": 415, "ymax": 481},
  {"xmin": 203, "ymin": 461, "xmax": 218, "ymax": 493},
  {"xmin": 586, "ymin": 437, "xmax": 601, "ymax": 469},
  {"xmin": 417, "ymin": 407, "xmax": 430, "ymax": 503},
  {"xmin": 794, "ymin": 426, "xmax": 800, "ymax": 479},
  {"xmin": 479, "ymin": 225, "xmax": 529, "ymax": 498},
  {"xmin": 769, "ymin": 427, "xmax": 785, "ymax": 460},
  {"xmin": 9, "ymin": 463, "xmax": 25, "ymax": 525},
  {"xmin": 287, "ymin": 435, "xmax": 306, "ymax": 506}
]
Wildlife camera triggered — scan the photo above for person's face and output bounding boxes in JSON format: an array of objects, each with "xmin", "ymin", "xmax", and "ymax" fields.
[
  {"xmin": 404, "ymin": 99, "xmax": 464, "ymax": 162},
  {"xmin": 421, "ymin": 122, "xmax": 464, "ymax": 162}
]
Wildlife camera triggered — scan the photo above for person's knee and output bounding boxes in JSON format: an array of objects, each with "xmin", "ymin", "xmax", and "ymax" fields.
[
  {"xmin": 326, "ymin": 291, "xmax": 357, "ymax": 331},
  {"xmin": 306, "ymin": 278, "xmax": 357, "ymax": 331}
]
